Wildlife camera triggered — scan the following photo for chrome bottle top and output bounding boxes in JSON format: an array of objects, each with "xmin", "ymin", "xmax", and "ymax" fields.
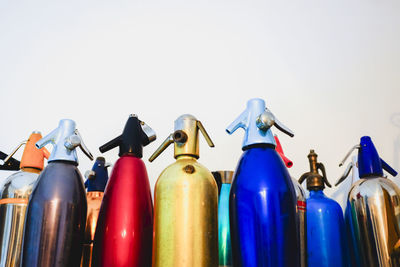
[
  {"xmin": 226, "ymin": 98, "xmax": 294, "ymax": 149},
  {"xmin": 36, "ymin": 119, "xmax": 93, "ymax": 164},
  {"xmin": 0, "ymin": 171, "xmax": 39, "ymax": 199}
]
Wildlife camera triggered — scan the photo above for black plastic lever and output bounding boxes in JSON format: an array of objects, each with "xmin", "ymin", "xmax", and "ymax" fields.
[{"xmin": 0, "ymin": 151, "xmax": 20, "ymax": 171}]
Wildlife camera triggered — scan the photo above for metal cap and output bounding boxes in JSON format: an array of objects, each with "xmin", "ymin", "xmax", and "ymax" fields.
[
  {"xmin": 298, "ymin": 150, "xmax": 331, "ymax": 191},
  {"xmin": 149, "ymin": 114, "xmax": 214, "ymax": 162},
  {"xmin": 226, "ymin": 98, "xmax": 294, "ymax": 150},
  {"xmin": 339, "ymin": 136, "xmax": 397, "ymax": 179},
  {"xmin": 36, "ymin": 119, "xmax": 93, "ymax": 164},
  {"xmin": 84, "ymin": 157, "xmax": 110, "ymax": 192}
]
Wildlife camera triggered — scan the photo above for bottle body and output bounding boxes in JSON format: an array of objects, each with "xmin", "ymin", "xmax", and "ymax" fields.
[
  {"xmin": 219, "ymin": 183, "xmax": 232, "ymax": 266},
  {"xmin": 0, "ymin": 170, "xmax": 39, "ymax": 267},
  {"xmin": 93, "ymin": 155, "xmax": 153, "ymax": 267},
  {"xmin": 81, "ymin": 191, "xmax": 104, "ymax": 267},
  {"xmin": 21, "ymin": 161, "xmax": 87, "ymax": 267},
  {"xmin": 306, "ymin": 190, "xmax": 348, "ymax": 267},
  {"xmin": 230, "ymin": 147, "xmax": 299, "ymax": 267},
  {"xmin": 347, "ymin": 177, "xmax": 400, "ymax": 267},
  {"xmin": 152, "ymin": 156, "xmax": 218, "ymax": 267},
  {"xmin": 292, "ymin": 178, "xmax": 306, "ymax": 267},
  {"xmin": 344, "ymin": 202, "xmax": 363, "ymax": 267}
]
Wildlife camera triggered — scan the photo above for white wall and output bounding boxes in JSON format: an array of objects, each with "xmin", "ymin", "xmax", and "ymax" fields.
[{"xmin": 1, "ymin": 1, "xmax": 399, "ymax": 209}]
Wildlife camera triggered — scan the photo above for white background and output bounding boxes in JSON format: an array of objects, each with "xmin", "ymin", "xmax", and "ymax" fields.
[{"xmin": 1, "ymin": 1, "xmax": 399, "ymax": 209}]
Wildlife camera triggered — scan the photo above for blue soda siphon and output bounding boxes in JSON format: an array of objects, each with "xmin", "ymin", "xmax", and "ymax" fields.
[{"xmin": 226, "ymin": 98, "xmax": 299, "ymax": 267}]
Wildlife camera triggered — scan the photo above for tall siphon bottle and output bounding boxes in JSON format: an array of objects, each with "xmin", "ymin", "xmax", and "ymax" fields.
[
  {"xmin": 92, "ymin": 114, "xmax": 156, "ymax": 267},
  {"xmin": 0, "ymin": 131, "xmax": 49, "ymax": 267},
  {"xmin": 149, "ymin": 114, "xmax": 218, "ymax": 267},
  {"xmin": 226, "ymin": 98, "xmax": 299, "ymax": 267},
  {"xmin": 298, "ymin": 150, "xmax": 348, "ymax": 267},
  {"xmin": 274, "ymin": 135, "xmax": 306, "ymax": 267},
  {"xmin": 21, "ymin": 119, "xmax": 93, "ymax": 267},
  {"xmin": 338, "ymin": 136, "xmax": 400, "ymax": 267},
  {"xmin": 81, "ymin": 157, "xmax": 110, "ymax": 267},
  {"xmin": 213, "ymin": 171, "xmax": 233, "ymax": 267}
]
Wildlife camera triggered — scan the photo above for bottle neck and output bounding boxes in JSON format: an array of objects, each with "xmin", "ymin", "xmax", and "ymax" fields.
[
  {"xmin": 49, "ymin": 160, "xmax": 78, "ymax": 166},
  {"xmin": 243, "ymin": 143, "xmax": 275, "ymax": 151},
  {"xmin": 121, "ymin": 153, "xmax": 140, "ymax": 158},
  {"xmin": 176, "ymin": 155, "xmax": 196, "ymax": 161},
  {"xmin": 360, "ymin": 174, "xmax": 383, "ymax": 179},
  {"xmin": 309, "ymin": 190, "xmax": 325, "ymax": 197},
  {"xmin": 21, "ymin": 167, "xmax": 41, "ymax": 174},
  {"xmin": 87, "ymin": 191, "xmax": 104, "ymax": 197}
]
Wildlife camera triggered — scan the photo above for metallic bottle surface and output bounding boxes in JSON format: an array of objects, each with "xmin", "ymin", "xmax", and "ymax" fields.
[
  {"xmin": 0, "ymin": 132, "xmax": 49, "ymax": 267},
  {"xmin": 81, "ymin": 191, "xmax": 103, "ymax": 267},
  {"xmin": 81, "ymin": 157, "xmax": 110, "ymax": 267},
  {"xmin": 21, "ymin": 162, "xmax": 88, "ymax": 267},
  {"xmin": 227, "ymin": 99, "xmax": 299, "ymax": 267},
  {"xmin": 213, "ymin": 171, "xmax": 233, "ymax": 267},
  {"xmin": 150, "ymin": 114, "xmax": 218, "ymax": 267},
  {"xmin": 21, "ymin": 119, "xmax": 93, "ymax": 267},
  {"xmin": 291, "ymin": 177, "xmax": 306, "ymax": 267},
  {"xmin": 229, "ymin": 148, "xmax": 299, "ymax": 267},
  {"xmin": 93, "ymin": 156, "xmax": 153, "ymax": 267},
  {"xmin": 92, "ymin": 115, "xmax": 156, "ymax": 267},
  {"xmin": 298, "ymin": 150, "xmax": 349, "ymax": 267},
  {"xmin": 338, "ymin": 136, "xmax": 400, "ymax": 267},
  {"xmin": 306, "ymin": 190, "xmax": 348, "ymax": 267},
  {"xmin": 275, "ymin": 135, "xmax": 306, "ymax": 267},
  {"xmin": 347, "ymin": 178, "xmax": 400, "ymax": 267},
  {"xmin": 0, "ymin": 171, "xmax": 38, "ymax": 267}
]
